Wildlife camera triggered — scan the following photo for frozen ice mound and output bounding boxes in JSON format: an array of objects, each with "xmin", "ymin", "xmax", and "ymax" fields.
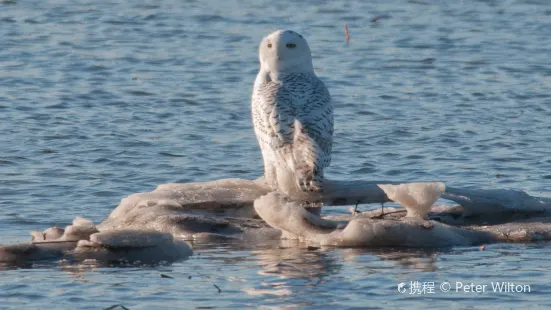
[
  {"xmin": 1, "ymin": 217, "xmax": 193, "ymax": 264},
  {"xmin": 254, "ymin": 192, "xmax": 492, "ymax": 248},
  {"xmin": 378, "ymin": 182, "xmax": 446, "ymax": 219},
  {"xmin": 74, "ymin": 229, "xmax": 193, "ymax": 263}
]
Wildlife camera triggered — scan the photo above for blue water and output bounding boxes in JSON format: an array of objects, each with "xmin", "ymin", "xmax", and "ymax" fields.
[{"xmin": 1, "ymin": 0, "xmax": 551, "ymax": 308}]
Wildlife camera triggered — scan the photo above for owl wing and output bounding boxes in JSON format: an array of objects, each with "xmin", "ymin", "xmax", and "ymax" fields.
[
  {"xmin": 253, "ymin": 81, "xmax": 296, "ymax": 149},
  {"xmin": 290, "ymin": 77, "xmax": 333, "ymax": 191},
  {"xmin": 294, "ymin": 77, "xmax": 333, "ymax": 170},
  {"xmin": 267, "ymin": 86, "xmax": 297, "ymax": 149}
]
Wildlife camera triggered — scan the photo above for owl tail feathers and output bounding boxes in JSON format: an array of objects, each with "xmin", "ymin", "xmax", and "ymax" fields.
[{"xmin": 274, "ymin": 149, "xmax": 323, "ymax": 193}]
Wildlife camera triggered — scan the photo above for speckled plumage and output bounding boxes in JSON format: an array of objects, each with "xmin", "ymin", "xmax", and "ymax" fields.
[{"xmin": 251, "ymin": 30, "xmax": 333, "ymax": 194}]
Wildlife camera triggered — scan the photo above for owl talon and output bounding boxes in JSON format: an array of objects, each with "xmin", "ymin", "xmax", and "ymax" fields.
[
  {"xmin": 296, "ymin": 178, "xmax": 322, "ymax": 192},
  {"xmin": 309, "ymin": 184, "xmax": 321, "ymax": 192}
]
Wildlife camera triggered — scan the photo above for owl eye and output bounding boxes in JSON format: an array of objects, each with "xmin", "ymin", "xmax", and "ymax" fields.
[
  {"xmin": 286, "ymin": 43, "xmax": 296, "ymax": 49},
  {"xmin": 267, "ymin": 43, "xmax": 272, "ymax": 48}
]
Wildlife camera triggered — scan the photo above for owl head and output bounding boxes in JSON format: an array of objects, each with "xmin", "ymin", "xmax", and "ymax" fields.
[{"xmin": 258, "ymin": 30, "xmax": 314, "ymax": 74}]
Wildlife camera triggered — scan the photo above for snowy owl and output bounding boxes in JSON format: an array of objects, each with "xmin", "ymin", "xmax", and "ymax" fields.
[{"xmin": 251, "ymin": 30, "xmax": 333, "ymax": 195}]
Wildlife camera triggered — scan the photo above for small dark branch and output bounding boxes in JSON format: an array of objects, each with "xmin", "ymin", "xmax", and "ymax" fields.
[
  {"xmin": 104, "ymin": 305, "xmax": 130, "ymax": 310},
  {"xmin": 370, "ymin": 210, "xmax": 406, "ymax": 219},
  {"xmin": 213, "ymin": 283, "xmax": 222, "ymax": 294},
  {"xmin": 344, "ymin": 22, "xmax": 350, "ymax": 44},
  {"xmin": 31, "ymin": 240, "xmax": 79, "ymax": 244}
]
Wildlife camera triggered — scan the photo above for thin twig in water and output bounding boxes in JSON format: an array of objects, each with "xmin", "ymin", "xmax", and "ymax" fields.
[
  {"xmin": 104, "ymin": 305, "xmax": 130, "ymax": 310},
  {"xmin": 344, "ymin": 22, "xmax": 350, "ymax": 44},
  {"xmin": 213, "ymin": 283, "xmax": 222, "ymax": 294},
  {"xmin": 31, "ymin": 240, "xmax": 78, "ymax": 244},
  {"xmin": 370, "ymin": 209, "xmax": 406, "ymax": 219},
  {"xmin": 353, "ymin": 201, "xmax": 359, "ymax": 214}
]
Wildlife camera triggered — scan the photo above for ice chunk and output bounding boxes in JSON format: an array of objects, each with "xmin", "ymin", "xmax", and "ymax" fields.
[
  {"xmin": 73, "ymin": 230, "xmax": 193, "ymax": 263},
  {"xmin": 30, "ymin": 227, "xmax": 65, "ymax": 242},
  {"xmin": 89, "ymin": 229, "xmax": 174, "ymax": 248},
  {"xmin": 43, "ymin": 227, "xmax": 65, "ymax": 240},
  {"xmin": 254, "ymin": 192, "xmax": 339, "ymax": 240},
  {"xmin": 62, "ymin": 217, "xmax": 99, "ymax": 241},
  {"xmin": 253, "ymin": 191, "xmax": 491, "ymax": 247},
  {"xmin": 377, "ymin": 182, "xmax": 446, "ymax": 219},
  {"xmin": 30, "ymin": 218, "xmax": 97, "ymax": 244}
]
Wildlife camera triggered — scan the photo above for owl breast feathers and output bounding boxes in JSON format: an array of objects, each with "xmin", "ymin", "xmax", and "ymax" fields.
[{"xmin": 252, "ymin": 72, "xmax": 333, "ymax": 193}]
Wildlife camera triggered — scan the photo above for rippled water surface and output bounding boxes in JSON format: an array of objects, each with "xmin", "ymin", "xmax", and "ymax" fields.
[{"xmin": 1, "ymin": 0, "xmax": 551, "ymax": 308}]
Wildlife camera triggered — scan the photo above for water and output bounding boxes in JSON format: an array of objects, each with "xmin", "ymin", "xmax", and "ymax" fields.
[{"xmin": 1, "ymin": 0, "xmax": 551, "ymax": 308}]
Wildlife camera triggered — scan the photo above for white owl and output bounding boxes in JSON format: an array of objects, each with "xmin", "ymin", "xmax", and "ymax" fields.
[{"xmin": 251, "ymin": 30, "xmax": 333, "ymax": 195}]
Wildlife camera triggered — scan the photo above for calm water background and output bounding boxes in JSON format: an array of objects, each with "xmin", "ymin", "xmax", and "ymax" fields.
[{"xmin": 1, "ymin": 0, "xmax": 551, "ymax": 308}]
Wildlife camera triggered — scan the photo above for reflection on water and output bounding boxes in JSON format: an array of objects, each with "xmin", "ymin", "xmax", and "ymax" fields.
[
  {"xmin": 2, "ymin": 239, "xmax": 551, "ymax": 308},
  {"xmin": 339, "ymin": 248, "xmax": 440, "ymax": 273},
  {"xmin": 183, "ymin": 241, "xmax": 551, "ymax": 308}
]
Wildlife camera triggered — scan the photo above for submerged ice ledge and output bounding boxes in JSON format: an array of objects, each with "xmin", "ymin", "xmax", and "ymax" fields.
[
  {"xmin": 0, "ymin": 217, "xmax": 193, "ymax": 265},
  {"xmin": 2, "ymin": 177, "xmax": 551, "ymax": 264}
]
